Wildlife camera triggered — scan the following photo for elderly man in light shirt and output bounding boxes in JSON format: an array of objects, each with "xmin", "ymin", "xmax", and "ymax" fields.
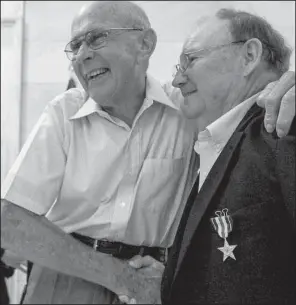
[{"xmin": 1, "ymin": 1, "xmax": 295, "ymax": 304}]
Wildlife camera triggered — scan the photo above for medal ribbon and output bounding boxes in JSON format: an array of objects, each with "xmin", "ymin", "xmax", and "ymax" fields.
[{"xmin": 210, "ymin": 208, "xmax": 233, "ymax": 239}]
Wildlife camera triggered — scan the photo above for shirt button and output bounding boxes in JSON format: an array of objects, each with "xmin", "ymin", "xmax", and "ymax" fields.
[{"xmin": 120, "ymin": 202, "xmax": 126, "ymax": 207}]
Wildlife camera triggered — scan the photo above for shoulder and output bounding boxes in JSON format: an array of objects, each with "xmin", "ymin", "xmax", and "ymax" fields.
[
  {"xmin": 243, "ymin": 105, "xmax": 295, "ymax": 151},
  {"xmin": 46, "ymin": 88, "xmax": 87, "ymax": 121},
  {"xmin": 286, "ymin": 116, "xmax": 296, "ymax": 137}
]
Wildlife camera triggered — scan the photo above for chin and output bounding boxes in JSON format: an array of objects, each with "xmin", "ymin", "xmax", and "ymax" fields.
[
  {"xmin": 180, "ymin": 102, "xmax": 195, "ymax": 119},
  {"xmin": 180, "ymin": 107, "xmax": 194, "ymax": 119},
  {"xmin": 89, "ymin": 88, "xmax": 113, "ymax": 103},
  {"xmin": 184, "ymin": 112, "xmax": 199, "ymax": 119},
  {"xmin": 181, "ymin": 96, "xmax": 205, "ymax": 119}
]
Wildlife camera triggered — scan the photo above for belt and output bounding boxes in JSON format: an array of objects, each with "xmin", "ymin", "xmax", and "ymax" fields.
[{"xmin": 71, "ymin": 232, "xmax": 170, "ymax": 264}]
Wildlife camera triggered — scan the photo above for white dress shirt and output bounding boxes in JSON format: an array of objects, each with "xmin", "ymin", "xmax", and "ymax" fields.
[{"xmin": 195, "ymin": 93, "xmax": 261, "ymax": 190}]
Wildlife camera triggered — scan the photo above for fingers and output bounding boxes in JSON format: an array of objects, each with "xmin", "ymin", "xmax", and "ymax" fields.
[
  {"xmin": 256, "ymin": 71, "xmax": 295, "ymax": 134},
  {"xmin": 128, "ymin": 255, "xmax": 144, "ymax": 269},
  {"xmin": 257, "ymin": 82, "xmax": 278, "ymax": 133},
  {"xmin": 129, "ymin": 255, "xmax": 163, "ymax": 270},
  {"xmin": 257, "ymin": 81, "xmax": 276, "ymax": 108},
  {"xmin": 118, "ymin": 295, "xmax": 129, "ymax": 303},
  {"xmin": 276, "ymin": 86, "xmax": 295, "ymax": 137},
  {"xmin": 120, "ymin": 255, "xmax": 163, "ymax": 304},
  {"xmin": 118, "ymin": 295, "xmax": 137, "ymax": 304}
]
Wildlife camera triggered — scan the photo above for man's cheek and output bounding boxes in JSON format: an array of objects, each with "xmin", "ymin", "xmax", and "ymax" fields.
[{"xmin": 75, "ymin": 73, "xmax": 88, "ymax": 91}]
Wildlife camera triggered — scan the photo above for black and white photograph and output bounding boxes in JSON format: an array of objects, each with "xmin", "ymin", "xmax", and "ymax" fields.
[{"xmin": 1, "ymin": 1, "xmax": 295, "ymax": 304}]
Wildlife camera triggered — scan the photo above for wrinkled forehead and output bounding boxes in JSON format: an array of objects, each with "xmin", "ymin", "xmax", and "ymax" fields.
[{"xmin": 181, "ymin": 17, "xmax": 231, "ymax": 56}]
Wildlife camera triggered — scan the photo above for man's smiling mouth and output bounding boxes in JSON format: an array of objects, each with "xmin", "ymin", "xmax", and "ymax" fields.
[
  {"xmin": 183, "ymin": 90, "xmax": 198, "ymax": 97},
  {"xmin": 86, "ymin": 68, "xmax": 109, "ymax": 81}
]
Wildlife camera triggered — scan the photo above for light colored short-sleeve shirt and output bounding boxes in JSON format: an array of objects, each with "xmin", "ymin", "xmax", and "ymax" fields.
[{"xmin": 1, "ymin": 75, "xmax": 198, "ymax": 247}]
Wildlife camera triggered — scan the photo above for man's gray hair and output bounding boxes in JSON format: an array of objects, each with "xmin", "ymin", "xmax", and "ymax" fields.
[{"xmin": 216, "ymin": 8, "xmax": 292, "ymax": 75}]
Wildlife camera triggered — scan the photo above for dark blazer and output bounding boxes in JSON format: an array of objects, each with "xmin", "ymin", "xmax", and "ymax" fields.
[
  {"xmin": 162, "ymin": 104, "xmax": 296, "ymax": 304},
  {"xmin": 0, "ymin": 249, "xmax": 15, "ymax": 305}
]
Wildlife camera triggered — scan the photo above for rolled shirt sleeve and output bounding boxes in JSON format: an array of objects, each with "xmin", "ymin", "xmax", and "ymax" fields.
[{"xmin": 1, "ymin": 101, "xmax": 67, "ymax": 215}]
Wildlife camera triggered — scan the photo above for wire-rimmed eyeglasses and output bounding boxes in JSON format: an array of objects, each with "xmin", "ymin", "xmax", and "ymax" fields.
[
  {"xmin": 64, "ymin": 28, "xmax": 143, "ymax": 61},
  {"xmin": 173, "ymin": 40, "xmax": 247, "ymax": 77}
]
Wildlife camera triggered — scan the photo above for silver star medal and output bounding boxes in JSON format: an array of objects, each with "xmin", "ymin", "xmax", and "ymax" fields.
[
  {"xmin": 218, "ymin": 239, "xmax": 237, "ymax": 261},
  {"xmin": 210, "ymin": 208, "xmax": 237, "ymax": 262}
]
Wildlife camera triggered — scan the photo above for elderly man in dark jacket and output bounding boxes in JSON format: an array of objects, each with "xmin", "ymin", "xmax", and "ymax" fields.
[
  {"xmin": 125, "ymin": 8, "xmax": 295, "ymax": 305},
  {"xmin": 164, "ymin": 8, "xmax": 295, "ymax": 304}
]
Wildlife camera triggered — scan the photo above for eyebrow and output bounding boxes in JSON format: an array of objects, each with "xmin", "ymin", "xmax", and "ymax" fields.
[
  {"xmin": 71, "ymin": 27, "xmax": 106, "ymax": 41},
  {"xmin": 70, "ymin": 32, "xmax": 85, "ymax": 42},
  {"xmin": 182, "ymin": 45, "xmax": 197, "ymax": 55},
  {"xmin": 185, "ymin": 49, "xmax": 203, "ymax": 56},
  {"xmin": 181, "ymin": 49, "xmax": 197, "ymax": 58}
]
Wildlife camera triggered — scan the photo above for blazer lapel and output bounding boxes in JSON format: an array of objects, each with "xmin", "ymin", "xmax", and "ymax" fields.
[{"xmin": 172, "ymin": 103, "xmax": 263, "ymax": 283}]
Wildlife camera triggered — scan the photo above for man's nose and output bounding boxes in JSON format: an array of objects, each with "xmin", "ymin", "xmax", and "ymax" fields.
[
  {"xmin": 172, "ymin": 71, "xmax": 188, "ymax": 88},
  {"xmin": 75, "ymin": 41, "xmax": 94, "ymax": 63}
]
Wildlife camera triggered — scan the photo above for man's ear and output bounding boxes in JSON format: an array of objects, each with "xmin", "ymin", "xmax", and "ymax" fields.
[
  {"xmin": 242, "ymin": 38, "xmax": 264, "ymax": 76},
  {"xmin": 139, "ymin": 28, "xmax": 157, "ymax": 59}
]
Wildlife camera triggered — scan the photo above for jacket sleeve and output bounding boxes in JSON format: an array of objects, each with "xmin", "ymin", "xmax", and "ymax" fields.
[{"xmin": 274, "ymin": 118, "xmax": 296, "ymax": 229}]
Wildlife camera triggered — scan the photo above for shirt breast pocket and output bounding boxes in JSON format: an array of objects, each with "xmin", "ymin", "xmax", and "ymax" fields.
[{"xmin": 135, "ymin": 157, "xmax": 186, "ymax": 211}]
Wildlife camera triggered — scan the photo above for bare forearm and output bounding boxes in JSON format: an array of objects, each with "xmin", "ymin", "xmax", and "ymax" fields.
[
  {"xmin": 1, "ymin": 200, "xmax": 119, "ymax": 288},
  {"xmin": 1, "ymin": 200, "xmax": 160, "ymax": 303}
]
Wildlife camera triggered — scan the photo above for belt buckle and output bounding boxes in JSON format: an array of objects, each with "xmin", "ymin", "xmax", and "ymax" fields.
[
  {"xmin": 97, "ymin": 239, "xmax": 115, "ymax": 252},
  {"xmin": 99, "ymin": 239, "xmax": 110, "ymax": 247},
  {"xmin": 138, "ymin": 246, "xmax": 145, "ymax": 256},
  {"xmin": 102, "ymin": 239, "xmax": 121, "ymax": 256},
  {"xmin": 94, "ymin": 239, "xmax": 116, "ymax": 254}
]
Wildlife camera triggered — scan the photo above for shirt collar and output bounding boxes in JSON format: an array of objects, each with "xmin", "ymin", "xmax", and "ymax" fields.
[
  {"xmin": 145, "ymin": 74, "xmax": 179, "ymax": 110},
  {"xmin": 68, "ymin": 86, "xmax": 102, "ymax": 120},
  {"xmin": 69, "ymin": 74, "xmax": 178, "ymax": 121},
  {"xmin": 205, "ymin": 91, "xmax": 261, "ymax": 145}
]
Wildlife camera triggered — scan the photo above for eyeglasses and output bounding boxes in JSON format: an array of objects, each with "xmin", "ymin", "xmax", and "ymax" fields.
[
  {"xmin": 64, "ymin": 28, "xmax": 143, "ymax": 61},
  {"xmin": 173, "ymin": 40, "xmax": 247, "ymax": 77}
]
